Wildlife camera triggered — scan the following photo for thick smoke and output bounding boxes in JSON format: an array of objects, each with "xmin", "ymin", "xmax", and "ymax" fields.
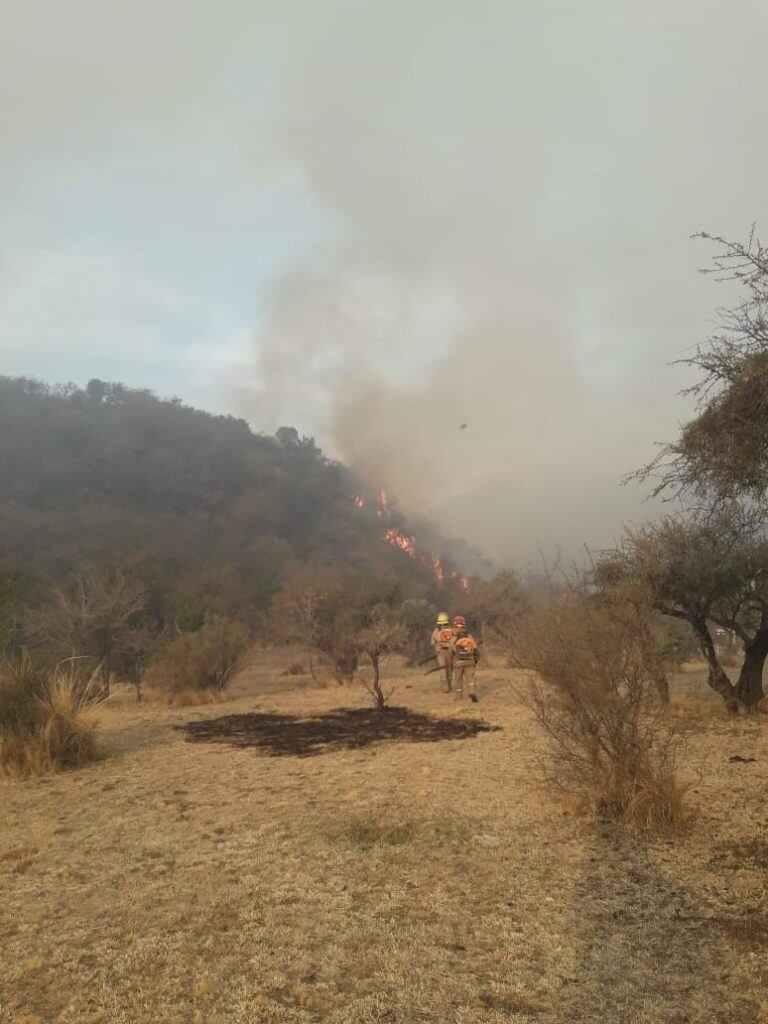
[
  {"xmin": 243, "ymin": 0, "xmax": 767, "ymax": 564},
  {"xmin": 1, "ymin": 0, "xmax": 765, "ymax": 564}
]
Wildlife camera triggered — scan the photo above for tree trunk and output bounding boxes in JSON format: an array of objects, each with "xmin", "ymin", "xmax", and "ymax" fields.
[
  {"xmin": 638, "ymin": 617, "xmax": 669, "ymax": 704},
  {"xmin": 692, "ymin": 618, "xmax": 738, "ymax": 712},
  {"xmin": 370, "ymin": 653, "xmax": 385, "ymax": 710},
  {"xmin": 652, "ymin": 668, "xmax": 670, "ymax": 705},
  {"xmin": 735, "ymin": 631, "xmax": 768, "ymax": 710},
  {"xmin": 333, "ymin": 650, "xmax": 358, "ymax": 684}
]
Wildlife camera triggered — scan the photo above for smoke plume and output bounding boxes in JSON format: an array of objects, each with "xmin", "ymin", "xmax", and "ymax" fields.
[
  {"xmin": 1, "ymin": 1, "xmax": 765, "ymax": 565},
  {"xmin": 242, "ymin": 0, "xmax": 767, "ymax": 565}
]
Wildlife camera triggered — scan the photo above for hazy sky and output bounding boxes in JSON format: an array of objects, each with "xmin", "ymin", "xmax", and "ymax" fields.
[{"xmin": 1, "ymin": 1, "xmax": 765, "ymax": 565}]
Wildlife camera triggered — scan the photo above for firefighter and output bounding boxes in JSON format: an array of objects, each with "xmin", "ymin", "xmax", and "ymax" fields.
[
  {"xmin": 430, "ymin": 612, "xmax": 455, "ymax": 692},
  {"xmin": 451, "ymin": 616, "xmax": 480, "ymax": 702}
]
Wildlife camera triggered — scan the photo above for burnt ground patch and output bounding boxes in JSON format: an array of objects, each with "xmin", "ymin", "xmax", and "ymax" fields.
[
  {"xmin": 176, "ymin": 706, "xmax": 501, "ymax": 758},
  {"xmin": 709, "ymin": 835, "xmax": 768, "ymax": 872}
]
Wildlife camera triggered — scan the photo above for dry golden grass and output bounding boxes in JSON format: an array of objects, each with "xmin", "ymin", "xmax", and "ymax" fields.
[
  {"xmin": 0, "ymin": 668, "xmax": 101, "ymax": 779},
  {"xmin": 1, "ymin": 655, "xmax": 767, "ymax": 1023},
  {"xmin": 149, "ymin": 685, "xmax": 229, "ymax": 708}
]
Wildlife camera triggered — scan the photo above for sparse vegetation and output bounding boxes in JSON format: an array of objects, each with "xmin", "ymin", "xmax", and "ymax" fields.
[
  {"xmin": 272, "ymin": 572, "xmax": 413, "ymax": 693},
  {"xmin": 26, "ymin": 567, "xmax": 149, "ymax": 697},
  {"xmin": 464, "ymin": 569, "xmax": 528, "ymax": 644},
  {"xmin": 4, "ymin": 654, "xmax": 766, "ymax": 1023},
  {"xmin": 513, "ymin": 589, "xmax": 687, "ymax": 829}
]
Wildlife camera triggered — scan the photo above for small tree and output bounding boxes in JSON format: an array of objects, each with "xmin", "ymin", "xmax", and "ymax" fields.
[
  {"xmin": 353, "ymin": 606, "xmax": 407, "ymax": 710},
  {"xmin": 29, "ymin": 567, "xmax": 149, "ymax": 696},
  {"xmin": 271, "ymin": 574, "xmax": 327, "ymax": 679},
  {"xmin": 600, "ymin": 507, "xmax": 768, "ymax": 711},
  {"xmin": 114, "ymin": 622, "xmax": 157, "ymax": 702},
  {"xmin": 272, "ymin": 570, "xmax": 402, "ymax": 685}
]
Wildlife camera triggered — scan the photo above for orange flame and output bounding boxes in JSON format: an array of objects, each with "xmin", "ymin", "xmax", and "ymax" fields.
[
  {"xmin": 353, "ymin": 491, "xmax": 469, "ymax": 589},
  {"xmin": 383, "ymin": 527, "xmax": 417, "ymax": 557}
]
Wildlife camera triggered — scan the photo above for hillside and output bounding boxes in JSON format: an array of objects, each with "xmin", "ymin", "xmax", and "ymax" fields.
[{"xmin": 0, "ymin": 377, "xmax": 471, "ymax": 616}]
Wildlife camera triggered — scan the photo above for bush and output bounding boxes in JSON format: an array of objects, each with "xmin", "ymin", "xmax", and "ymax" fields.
[
  {"xmin": 147, "ymin": 616, "xmax": 250, "ymax": 703},
  {"xmin": 513, "ymin": 592, "xmax": 687, "ymax": 830},
  {"xmin": 281, "ymin": 661, "xmax": 305, "ymax": 677},
  {"xmin": 397, "ymin": 598, "xmax": 437, "ymax": 665},
  {"xmin": 0, "ymin": 657, "xmax": 101, "ymax": 777}
]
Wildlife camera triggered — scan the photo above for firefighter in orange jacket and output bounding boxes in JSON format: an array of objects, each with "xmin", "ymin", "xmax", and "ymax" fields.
[
  {"xmin": 451, "ymin": 616, "xmax": 479, "ymax": 703},
  {"xmin": 430, "ymin": 612, "xmax": 455, "ymax": 692}
]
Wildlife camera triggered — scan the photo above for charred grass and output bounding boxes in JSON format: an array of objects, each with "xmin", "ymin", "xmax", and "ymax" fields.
[{"xmin": 176, "ymin": 704, "xmax": 500, "ymax": 757}]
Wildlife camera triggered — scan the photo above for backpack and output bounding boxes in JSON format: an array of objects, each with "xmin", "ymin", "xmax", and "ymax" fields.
[
  {"xmin": 454, "ymin": 636, "xmax": 477, "ymax": 661},
  {"xmin": 438, "ymin": 627, "xmax": 454, "ymax": 648}
]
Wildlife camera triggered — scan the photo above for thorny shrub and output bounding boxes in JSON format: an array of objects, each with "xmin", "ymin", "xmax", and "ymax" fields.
[
  {"xmin": 513, "ymin": 592, "xmax": 688, "ymax": 830},
  {"xmin": 146, "ymin": 616, "xmax": 250, "ymax": 704},
  {"xmin": 0, "ymin": 655, "xmax": 101, "ymax": 777}
]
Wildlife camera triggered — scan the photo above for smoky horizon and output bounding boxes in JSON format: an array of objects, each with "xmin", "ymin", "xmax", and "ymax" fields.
[{"xmin": 1, "ymin": 1, "xmax": 766, "ymax": 565}]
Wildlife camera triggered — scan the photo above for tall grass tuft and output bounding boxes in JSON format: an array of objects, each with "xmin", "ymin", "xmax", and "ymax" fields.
[{"xmin": 0, "ymin": 657, "xmax": 101, "ymax": 778}]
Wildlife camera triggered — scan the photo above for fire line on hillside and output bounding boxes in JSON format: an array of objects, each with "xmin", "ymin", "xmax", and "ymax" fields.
[{"xmin": 352, "ymin": 490, "xmax": 468, "ymax": 590}]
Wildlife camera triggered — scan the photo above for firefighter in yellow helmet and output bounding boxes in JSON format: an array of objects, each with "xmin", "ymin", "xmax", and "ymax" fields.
[
  {"xmin": 451, "ymin": 615, "xmax": 480, "ymax": 703},
  {"xmin": 430, "ymin": 612, "xmax": 455, "ymax": 692}
]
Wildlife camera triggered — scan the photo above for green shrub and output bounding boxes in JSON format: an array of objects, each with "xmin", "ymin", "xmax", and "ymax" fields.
[{"xmin": 147, "ymin": 616, "xmax": 250, "ymax": 702}]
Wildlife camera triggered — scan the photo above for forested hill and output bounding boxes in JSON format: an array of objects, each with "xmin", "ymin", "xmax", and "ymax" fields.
[{"xmin": 0, "ymin": 377, "xmax": 473, "ymax": 616}]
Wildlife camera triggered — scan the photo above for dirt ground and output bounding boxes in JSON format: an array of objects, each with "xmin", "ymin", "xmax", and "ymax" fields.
[{"xmin": 2, "ymin": 655, "xmax": 767, "ymax": 1024}]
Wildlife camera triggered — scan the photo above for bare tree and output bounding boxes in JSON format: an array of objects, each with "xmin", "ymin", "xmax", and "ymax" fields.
[
  {"xmin": 29, "ymin": 567, "xmax": 148, "ymax": 697},
  {"xmin": 272, "ymin": 578, "xmax": 326, "ymax": 679},
  {"xmin": 353, "ymin": 607, "xmax": 407, "ymax": 710}
]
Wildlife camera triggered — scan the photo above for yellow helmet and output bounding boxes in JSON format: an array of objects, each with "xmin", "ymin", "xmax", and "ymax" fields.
[{"xmin": 436, "ymin": 612, "xmax": 450, "ymax": 626}]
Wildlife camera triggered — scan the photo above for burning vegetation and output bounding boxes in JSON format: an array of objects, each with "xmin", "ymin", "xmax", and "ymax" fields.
[{"xmin": 354, "ymin": 489, "xmax": 468, "ymax": 589}]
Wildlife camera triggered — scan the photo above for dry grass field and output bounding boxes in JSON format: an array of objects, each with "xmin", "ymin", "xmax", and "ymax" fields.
[{"xmin": 2, "ymin": 655, "xmax": 768, "ymax": 1023}]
